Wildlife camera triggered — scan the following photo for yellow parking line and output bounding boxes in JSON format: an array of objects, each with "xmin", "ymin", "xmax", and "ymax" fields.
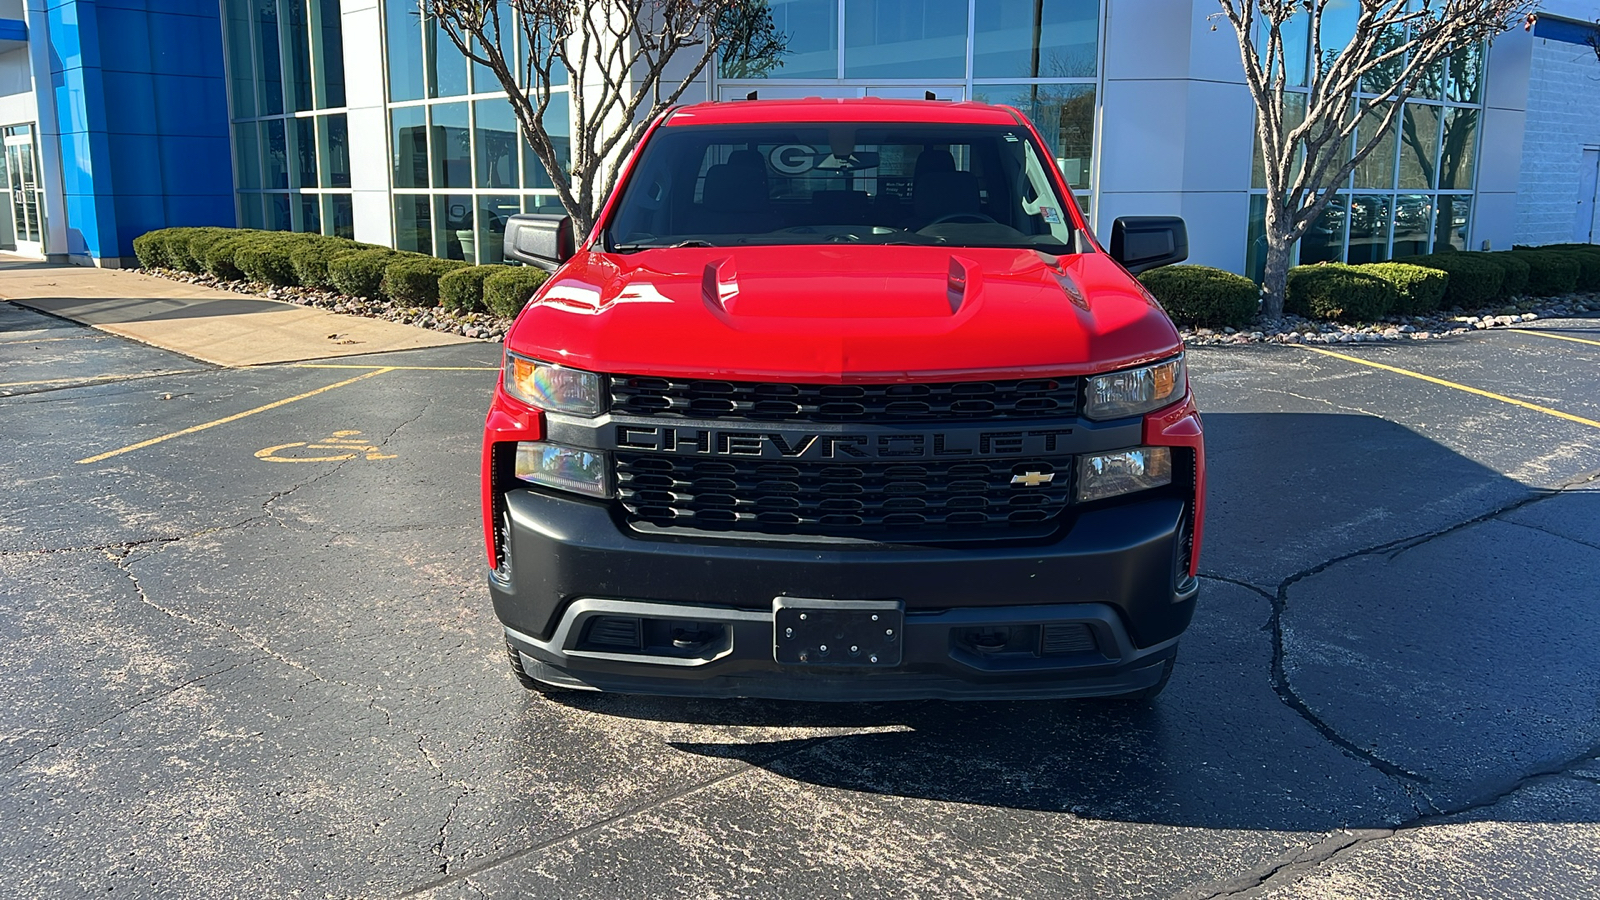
[
  {"xmin": 1509, "ymin": 329, "xmax": 1600, "ymax": 349},
  {"xmin": 77, "ymin": 367, "xmax": 395, "ymax": 465},
  {"xmin": 1303, "ymin": 347, "xmax": 1600, "ymax": 430},
  {"xmin": 285, "ymin": 364, "xmax": 498, "ymax": 371}
]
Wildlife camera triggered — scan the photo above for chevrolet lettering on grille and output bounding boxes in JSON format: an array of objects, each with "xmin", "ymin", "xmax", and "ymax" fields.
[{"xmin": 614, "ymin": 425, "xmax": 1075, "ymax": 460}]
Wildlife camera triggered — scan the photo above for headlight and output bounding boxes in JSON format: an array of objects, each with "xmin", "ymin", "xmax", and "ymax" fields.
[
  {"xmin": 1083, "ymin": 355, "xmax": 1185, "ymax": 420},
  {"xmin": 503, "ymin": 354, "xmax": 604, "ymax": 416},
  {"xmin": 1076, "ymin": 447, "xmax": 1172, "ymax": 503},
  {"xmin": 514, "ymin": 441, "xmax": 610, "ymax": 498}
]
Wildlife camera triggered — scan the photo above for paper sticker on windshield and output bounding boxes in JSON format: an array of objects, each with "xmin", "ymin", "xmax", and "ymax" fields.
[{"xmin": 1040, "ymin": 206, "xmax": 1062, "ymax": 224}]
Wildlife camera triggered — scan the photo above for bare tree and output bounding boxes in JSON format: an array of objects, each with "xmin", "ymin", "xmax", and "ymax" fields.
[
  {"xmin": 425, "ymin": 0, "xmax": 785, "ymax": 236},
  {"xmin": 1215, "ymin": 1, "xmax": 1531, "ymax": 319}
]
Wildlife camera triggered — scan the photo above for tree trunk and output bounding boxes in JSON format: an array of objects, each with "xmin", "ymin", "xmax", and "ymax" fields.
[{"xmin": 1261, "ymin": 235, "xmax": 1292, "ymax": 321}]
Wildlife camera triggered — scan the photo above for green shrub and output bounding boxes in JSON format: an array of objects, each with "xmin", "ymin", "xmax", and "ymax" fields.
[
  {"xmin": 290, "ymin": 237, "xmax": 365, "ymax": 289},
  {"xmin": 1561, "ymin": 251, "xmax": 1600, "ymax": 292},
  {"xmin": 328, "ymin": 248, "xmax": 400, "ymax": 299},
  {"xmin": 170, "ymin": 228, "xmax": 234, "ymax": 273},
  {"xmin": 201, "ymin": 234, "xmax": 253, "ymax": 281},
  {"xmin": 483, "ymin": 267, "xmax": 551, "ymax": 318},
  {"xmin": 133, "ymin": 227, "xmax": 230, "ymax": 271},
  {"xmin": 1358, "ymin": 262, "xmax": 1449, "ymax": 315},
  {"xmin": 1285, "ymin": 263, "xmax": 1398, "ymax": 322},
  {"xmin": 1136, "ymin": 265, "xmax": 1259, "ymax": 328},
  {"xmin": 439, "ymin": 265, "xmax": 505, "ymax": 313},
  {"xmin": 189, "ymin": 229, "xmax": 251, "ymax": 277},
  {"xmin": 234, "ymin": 232, "xmax": 322, "ymax": 286},
  {"xmin": 381, "ymin": 257, "xmax": 471, "ymax": 307},
  {"xmin": 1509, "ymin": 250, "xmax": 1581, "ymax": 296},
  {"xmin": 132, "ymin": 229, "xmax": 177, "ymax": 269},
  {"xmin": 1479, "ymin": 252, "xmax": 1531, "ymax": 299},
  {"xmin": 1392, "ymin": 253, "xmax": 1502, "ymax": 309}
]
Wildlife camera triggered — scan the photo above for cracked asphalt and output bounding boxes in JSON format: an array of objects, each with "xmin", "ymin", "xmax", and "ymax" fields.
[{"xmin": 3, "ymin": 299, "xmax": 1599, "ymax": 899}]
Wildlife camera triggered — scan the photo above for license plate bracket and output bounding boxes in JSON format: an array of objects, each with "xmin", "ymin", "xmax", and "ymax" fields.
[{"xmin": 773, "ymin": 598, "xmax": 904, "ymax": 667}]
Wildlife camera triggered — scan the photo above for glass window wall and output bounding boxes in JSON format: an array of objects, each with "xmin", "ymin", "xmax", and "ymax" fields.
[
  {"xmin": 391, "ymin": 105, "xmax": 429, "ymax": 189},
  {"xmin": 1244, "ymin": 31, "xmax": 1486, "ymax": 273},
  {"xmin": 225, "ymin": 0, "xmax": 354, "ymax": 236},
  {"xmin": 384, "ymin": 0, "xmax": 574, "ymax": 263},
  {"xmin": 844, "ymin": 0, "xmax": 970, "ymax": 79},
  {"xmin": 972, "ymin": 0, "xmax": 1098, "ymax": 79},
  {"xmin": 431, "ymin": 103, "xmax": 472, "ymax": 190},
  {"xmin": 316, "ymin": 0, "xmax": 347, "ymax": 109},
  {"xmin": 718, "ymin": 0, "xmax": 1103, "ymax": 222}
]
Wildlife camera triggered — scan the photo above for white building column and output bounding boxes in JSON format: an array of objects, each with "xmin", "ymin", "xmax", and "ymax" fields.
[
  {"xmin": 342, "ymin": 0, "xmax": 393, "ymax": 246},
  {"xmin": 23, "ymin": 0, "xmax": 67, "ymax": 260},
  {"xmin": 1478, "ymin": 27, "xmax": 1532, "ymax": 252},
  {"xmin": 1094, "ymin": 0, "xmax": 1254, "ymax": 272}
]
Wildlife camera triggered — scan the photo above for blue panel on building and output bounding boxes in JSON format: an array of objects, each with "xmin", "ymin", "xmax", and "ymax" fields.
[
  {"xmin": 1533, "ymin": 15, "xmax": 1600, "ymax": 47},
  {"xmin": 45, "ymin": 0, "xmax": 235, "ymax": 261},
  {"xmin": 0, "ymin": 18, "xmax": 27, "ymax": 42}
]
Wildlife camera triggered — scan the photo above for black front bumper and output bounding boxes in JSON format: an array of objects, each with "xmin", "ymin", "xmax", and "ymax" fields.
[{"xmin": 490, "ymin": 489, "xmax": 1196, "ymax": 701}]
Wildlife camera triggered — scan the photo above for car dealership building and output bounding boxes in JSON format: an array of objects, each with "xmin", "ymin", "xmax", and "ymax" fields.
[{"xmin": 1, "ymin": 0, "xmax": 1597, "ymax": 273}]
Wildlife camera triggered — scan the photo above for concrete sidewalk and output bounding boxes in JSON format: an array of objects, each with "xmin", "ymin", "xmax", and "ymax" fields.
[{"xmin": 0, "ymin": 262, "xmax": 475, "ymax": 367}]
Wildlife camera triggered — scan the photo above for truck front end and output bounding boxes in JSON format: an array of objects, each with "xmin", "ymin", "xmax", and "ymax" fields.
[{"xmin": 483, "ymin": 99, "xmax": 1204, "ymax": 701}]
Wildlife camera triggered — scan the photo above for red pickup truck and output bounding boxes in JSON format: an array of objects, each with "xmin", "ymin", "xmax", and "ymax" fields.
[{"xmin": 482, "ymin": 98, "xmax": 1204, "ymax": 701}]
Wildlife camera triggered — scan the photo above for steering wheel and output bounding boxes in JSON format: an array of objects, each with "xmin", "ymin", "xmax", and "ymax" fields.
[{"xmin": 925, "ymin": 212, "xmax": 999, "ymax": 227}]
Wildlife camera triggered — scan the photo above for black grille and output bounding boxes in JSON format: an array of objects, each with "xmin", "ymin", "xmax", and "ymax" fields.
[
  {"xmin": 616, "ymin": 454, "xmax": 1073, "ymax": 535},
  {"xmin": 1042, "ymin": 624, "xmax": 1097, "ymax": 655},
  {"xmin": 611, "ymin": 376, "xmax": 1078, "ymax": 422}
]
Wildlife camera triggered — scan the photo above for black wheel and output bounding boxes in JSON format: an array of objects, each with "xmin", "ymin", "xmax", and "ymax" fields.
[
  {"xmin": 1104, "ymin": 653, "xmax": 1175, "ymax": 702},
  {"xmin": 505, "ymin": 639, "xmax": 571, "ymax": 694}
]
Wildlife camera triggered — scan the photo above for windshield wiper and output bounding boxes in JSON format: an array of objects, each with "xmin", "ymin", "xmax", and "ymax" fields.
[{"xmin": 612, "ymin": 239, "xmax": 719, "ymax": 253}]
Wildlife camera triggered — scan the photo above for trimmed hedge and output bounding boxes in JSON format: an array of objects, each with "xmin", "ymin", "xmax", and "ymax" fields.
[
  {"xmin": 1136, "ymin": 265, "xmax": 1259, "ymax": 329},
  {"xmin": 439, "ymin": 265, "xmax": 504, "ymax": 313},
  {"xmin": 234, "ymin": 232, "xmax": 321, "ymax": 286},
  {"xmin": 201, "ymin": 234, "xmax": 252, "ymax": 281},
  {"xmin": 1392, "ymin": 253, "xmax": 1503, "ymax": 309},
  {"xmin": 1480, "ymin": 252, "xmax": 1530, "ymax": 299},
  {"xmin": 133, "ymin": 227, "xmax": 198, "ymax": 269},
  {"xmin": 328, "ymin": 248, "xmax": 402, "ymax": 299},
  {"xmin": 381, "ymin": 256, "xmax": 471, "ymax": 307},
  {"xmin": 1509, "ymin": 250, "xmax": 1581, "ymax": 297},
  {"xmin": 185, "ymin": 229, "xmax": 242, "ymax": 276},
  {"xmin": 483, "ymin": 267, "xmax": 551, "ymax": 318},
  {"xmin": 1359, "ymin": 262, "xmax": 1449, "ymax": 316},
  {"xmin": 1286, "ymin": 263, "xmax": 1398, "ymax": 322},
  {"xmin": 1564, "ymin": 250, "xmax": 1600, "ymax": 292},
  {"xmin": 290, "ymin": 238, "xmax": 366, "ymax": 289},
  {"xmin": 132, "ymin": 227, "xmax": 232, "ymax": 272}
]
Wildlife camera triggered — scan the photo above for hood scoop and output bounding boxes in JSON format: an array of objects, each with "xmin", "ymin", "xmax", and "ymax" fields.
[
  {"xmin": 701, "ymin": 256, "xmax": 740, "ymax": 312},
  {"xmin": 699, "ymin": 252, "xmax": 978, "ymax": 320},
  {"xmin": 946, "ymin": 255, "xmax": 980, "ymax": 314}
]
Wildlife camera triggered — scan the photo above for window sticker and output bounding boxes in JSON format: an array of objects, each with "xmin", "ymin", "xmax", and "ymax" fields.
[{"xmin": 1039, "ymin": 206, "xmax": 1061, "ymax": 224}]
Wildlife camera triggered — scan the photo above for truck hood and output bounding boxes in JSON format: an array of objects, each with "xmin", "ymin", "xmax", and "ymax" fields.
[{"xmin": 504, "ymin": 246, "xmax": 1183, "ymax": 381}]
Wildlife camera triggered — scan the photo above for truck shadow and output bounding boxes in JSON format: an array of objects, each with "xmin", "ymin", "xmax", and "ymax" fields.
[{"xmin": 541, "ymin": 411, "xmax": 1600, "ymax": 831}]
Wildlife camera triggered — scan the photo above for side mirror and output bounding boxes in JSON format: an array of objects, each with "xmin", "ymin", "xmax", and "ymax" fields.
[
  {"xmin": 503, "ymin": 213, "xmax": 575, "ymax": 271},
  {"xmin": 1110, "ymin": 216, "xmax": 1188, "ymax": 275}
]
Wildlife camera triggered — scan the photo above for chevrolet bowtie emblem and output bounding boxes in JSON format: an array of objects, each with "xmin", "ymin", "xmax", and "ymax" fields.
[{"xmin": 1011, "ymin": 470, "xmax": 1055, "ymax": 487}]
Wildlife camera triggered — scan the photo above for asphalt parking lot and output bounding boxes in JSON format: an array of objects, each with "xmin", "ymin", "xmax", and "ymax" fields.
[{"xmin": 3, "ymin": 299, "xmax": 1599, "ymax": 899}]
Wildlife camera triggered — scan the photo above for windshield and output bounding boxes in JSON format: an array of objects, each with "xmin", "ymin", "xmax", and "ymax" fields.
[{"xmin": 605, "ymin": 123, "xmax": 1078, "ymax": 252}]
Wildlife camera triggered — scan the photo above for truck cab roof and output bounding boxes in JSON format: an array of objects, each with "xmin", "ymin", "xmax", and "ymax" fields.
[{"xmin": 665, "ymin": 98, "xmax": 1026, "ymax": 127}]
